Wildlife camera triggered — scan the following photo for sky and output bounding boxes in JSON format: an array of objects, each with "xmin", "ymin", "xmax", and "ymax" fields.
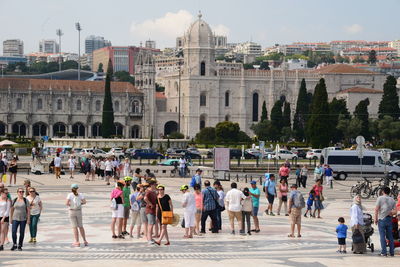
[{"xmin": 1, "ymin": 0, "xmax": 399, "ymax": 54}]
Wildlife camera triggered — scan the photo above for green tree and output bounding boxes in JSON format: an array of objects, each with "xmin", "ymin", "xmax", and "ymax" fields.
[
  {"xmin": 293, "ymin": 79, "xmax": 309, "ymax": 141},
  {"xmin": 259, "ymin": 61, "xmax": 270, "ymax": 70},
  {"xmin": 114, "ymin": 71, "xmax": 135, "ymax": 85},
  {"xmin": 270, "ymin": 100, "xmax": 283, "ymax": 132},
  {"xmin": 337, "ymin": 116, "xmax": 362, "ymax": 142},
  {"xmin": 378, "ymin": 75, "xmax": 400, "ymax": 120},
  {"xmin": 243, "ymin": 63, "xmax": 254, "ymax": 69},
  {"xmin": 167, "ymin": 132, "xmax": 184, "ymax": 139},
  {"xmin": 307, "ymin": 78, "xmax": 330, "ymax": 148},
  {"xmin": 261, "ymin": 101, "xmax": 268, "ymax": 121},
  {"xmin": 238, "ymin": 131, "xmax": 252, "ymax": 142},
  {"xmin": 250, "ymin": 120, "xmax": 280, "ymax": 142},
  {"xmin": 282, "ymin": 102, "xmax": 291, "ymax": 128},
  {"xmin": 97, "ymin": 63, "xmax": 104, "ymax": 72},
  {"xmin": 368, "ymin": 49, "xmax": 377, "ymax": 64},
  {"xmin": 329, "ymin": 98, "xmax": 350, "ymax": 142},
  {"xmin": 61, "ymin": 60, "xmax": 78, "ymax": 70},
  {"xmin": 101, "ymin": 59, "xmax": 115, "ymax": 138},
  {"xmin": 195, "ymin": 127, "xmax": 216, "ymax": 144},
  {"xmin": 354, "ymin": 98, "xmax": 370, "ymax": 139},
  {"xmin": 215, "ymin": 121, "xmax": 240, "ymax": 143}
]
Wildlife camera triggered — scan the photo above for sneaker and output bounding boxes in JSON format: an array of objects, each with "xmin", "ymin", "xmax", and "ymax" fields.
[
  {"xmin": 336, "ymin": 250, "xmax": 342, "ymax": 253},
  {"xmin": 28, "ymin": 238, "xmax": 33, "ymax": 243},
  {"xmin": 304, "ymin": 214, "xmax": 308, "ymax": 218},
  {"xmin": 239, "ymin": 230, "xmax": 246, "ymax": 235},
  {"xmin": 10, "ymin": 245, "xmax": 17, "ymax": 251},
  {"xmin": 247, "ymin": 231, "xmax": 252, "ymax": 235},
  {"xmin": 285, "ymin": 214, "xmax": 289, "ymax": 216},
  {"xmin": 264, "ymin": 210, "xmax": 269, "ymax": 215},
  {"xmin": 33, "ymin": 238, "xmax": 37, "ymax": 243},
  {"xmin": 342, "ymin": 251, "xmax": 347, "ymax": 254},
  {"xmin": 17, "ymin": 246, "xmax": 22, "ymax": 251},
  {"xmin": 379, "ymin": 253, "xmax": 387, "ymax": 257},
  {"xmin": 270, "ymin": 212, "xmax": 275, "ymax": 216},
  {"xmin": 0, "ymin": 245, "xmax": 3, "ymax": 251}
]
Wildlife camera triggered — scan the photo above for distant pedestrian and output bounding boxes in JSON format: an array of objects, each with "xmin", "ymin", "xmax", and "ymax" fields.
[
  {"xmin": 279, "ymin": 164, "xmax": 290, "ymax": 184},
  {"xmin": 324, "ymin": 165, "xmax": 333, "ymax": 187},
  {"xmin": 214, "ymin": 180, "xmax": 225, "ymax": 231},
  {"xmin": 295, "ymin": 165, "xmax": 301, "ymax": 188},
  {"xmin": 129, "ymin": 184, "xmax": 142, "ymax": 239},
  {"xmin": 288, "ymin": 184, "xmax": 304, "ymax": 238},
  {"xmin": 155, "ymin": 184, "xmax": 173, "ymax": 246},
  {"xmin": 277, "ymin": 178, "xmax": 288, "ymax": 216},
  {"xmin": 249, "ymin": 180, "xmax": 260, "ymax": 232},
  {"xmin": 105, "ymin": 158, "xmax": 113, "ymax": 185},
  {"xmin": 0, "ymin": 188, "xmax": 11, "ymax": 251},
  {"xmin": 132, "ymin": 168, "xmax": 142, "ymax": 191},
  {"xmin": 350, "ymin": 195, "xmax": 366, "ymax": 254},
  {"xmin": 193, "ymin": 184, "xmax": 203, "ymax": 235},
  {"xmin": 304, "ymin": 189, "xmax": 315, "ymax": 218},
  {"xmin": 312, "ymin": 179, "xmax": 324, "ymax": 218},
  {"xmin": 241, "ymin": 187, "xmax": 253, "ymax": 235},
  {"xmin": 300, "ymin": 165, "xmax": 308, "ymax": 188},
  {"xmin": 264, "ymin": 174, "xmax": 277, "ymax": 216},
  {"xmin": 54, "ymin": 153, "xmax": 62, "ymax": 179},
  {"xmin": 225, "ymin": 182, "xmax": 245, "ymax": 235},
  {"xmin": 201, "ymin": 180, "xmax": 219, "ymax": 234},
  {"xmin": 68, "ymin": 156, "xmax": 76, "ymax": 179},
  {"xmin": 10, "ymin": 187, "xmax": 30, "ymax": 251},
  {"xmin": 8, "ymin": 157, "xmax": 17, "ymax": 187},
  {"xmin": 374, "ymin": 186, "xmax": 396, "ymax": 257},
  {"xmin": 122, "ymin": 177, "xmax": 132, "ymax": 236},
  {"xmin": 179, "ymin": 157, "xmax": 186, "ymax": 178},
  {"xmin": 31, "ymin": 147, "xmax": 36, "ymax": 161},
  {"xmin": 181, "ymin": 184, "xmax": 196, "ymax": 238},
  {"xmin": 313, "ymin": 164, "xmax": 323, "ymax": 181},
  {"xmin": 66, "ymin": 184, "xmax": 88, "ymax": 247},
  {"xmin": 190, "ymin": 169, "xmax": 202, "ymax": 189},
  {"xmin": 336, "ymin": 217, "xmax": 348, "ymax": 253},
  {"xmin": 110, "ymin": 181, "xmax": 125, "ymax": 239},
  {"xmin": 144, "ymin": 179, "xmax": 157, "ymax": 244},
  {"xmin": 123, "ymin": 158, "xmax": 131, "ymax": 177}
]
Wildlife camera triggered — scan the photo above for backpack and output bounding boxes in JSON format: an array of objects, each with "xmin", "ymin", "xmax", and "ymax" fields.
[
  {"xmin": 190, "ymin": 175, "xmax": 197, "ymax": 187},
  {"xmin": 293, "ymin": 191, "xmax": 305, "ymax": 209},
  {"xmin": 12, "ymin": 197, "xmax": 29, "ymax": 213},
  {"xmin": 130, "ymin": 193, "xmax": 140, "ymax": 211},
  {"xmin": 110, "ymin": 198, "xmax": 118, "ymax": 210},
  {"xmin": 70, "ymin": 194, "xmax": 82, "ymax": 210}
]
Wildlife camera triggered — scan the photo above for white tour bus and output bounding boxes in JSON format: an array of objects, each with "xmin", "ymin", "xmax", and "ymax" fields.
[{"xmin": 322, "ymin": 150, "xmax": 400, "ymax": 180}]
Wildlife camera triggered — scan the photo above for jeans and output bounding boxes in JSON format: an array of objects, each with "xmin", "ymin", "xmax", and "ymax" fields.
[
  {"xmin": 12, "ymin": 220, "xmax": 27, "ymax": 247},
  {"xmin": 378, "ymin": 216, "xmax": 394, "ymax": 256},
  {"xmin": 241, "ymin": 211, "xmax": 251, "ymax": 232},
  {"xmin": 30, "ymin": 214, "xmax": 40, "ymax": 238},
  {"xmin": 301, "ymin": 176, "xmax": 307, "ymax": 188},
  {"xmin": 215, "ymin": 207, "xmax": 222, "ymax": 230},
  {"xmin": 179, "ymin": 167, "xmax": 185, "ymax": 177},
  {"xmin": 201, "ymin": 209, "xmax": 218, "ymax": 233}
]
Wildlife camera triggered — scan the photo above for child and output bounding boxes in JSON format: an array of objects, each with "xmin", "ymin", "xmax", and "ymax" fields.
[
  {"xmin": 304, "ymin": 189, "xmax": 315, "ymax": 217},
  {"xmin": 336, "ymin": 217, "xmax": 348, "ymax": 253}
]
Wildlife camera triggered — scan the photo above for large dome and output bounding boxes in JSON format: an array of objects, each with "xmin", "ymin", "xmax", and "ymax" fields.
[{"xmin": 184, "ymin": 12, "xmax": 214, "ymax": 48}]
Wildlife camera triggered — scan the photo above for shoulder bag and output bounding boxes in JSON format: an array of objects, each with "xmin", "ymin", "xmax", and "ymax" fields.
[
  {"xmin": 207, "ymin": 188, "xmax": 224, "ymax": 211},
  {"xmin": 158, "ymin": 196, "xmax": 173, "ymax": 225}
]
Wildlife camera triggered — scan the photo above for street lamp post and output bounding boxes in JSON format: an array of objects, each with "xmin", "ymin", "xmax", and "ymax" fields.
[
  {"xmin": 56, "ymin": 29, "xmax": 63, "ymax": 72},
  {"xmin": 75, "ymin": 22, "xmax": 82, "ymax": 80},
  {"xmin": 178, "ymin": 62, "xmax": 181, "ymax": 133}
]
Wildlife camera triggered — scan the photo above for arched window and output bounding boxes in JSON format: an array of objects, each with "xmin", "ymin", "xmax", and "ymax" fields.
[
  {"xmin": 225, "ymin": 91, "xmax": 230, "ymax": 107},
  {"xmin": 0, "ymin": 122, "xmax": 6, "ymax": 136},
  {"xmin": 76, "ymin": 99, "xmax": 82, "ymax": 111},
  {"xmin": 33, "ymin": 122, "xmax": 47, "ymax": 137},
  {"xmin": 37, "ymin": 99, "xmax": 43, "ymax": 110},
  {"xmin": 131, "ymin": 125, "xmax": 140, "ymax": 138},
  {"xmin": 225, "ymin": 115, "xmax": 230, "ymax": 121},
  {"xmin": 114, "ymin": 123, "xmax": 123, "ymax": 136},
  {"xmin": 164, "ymin": 121, "xmax": 178, "ymax": 136},
  {"xmin": 252, "ymin": 92, "xmax": 259, "ymax": 122},
  {"xmin": 114, "ymin": 101, "xmax": 120, "ymax": 112},
  {"xmin": 53, "ymin": 122, "xmax": 66, "ymax": 137},
  {"xmin": 72, "ymin": 123, "xmax": 85, "ymax": 137},
  {"xmin": 16, "ymin": 98, "xmax": 22, "ymax": 110},
  {"xmin": 149, "ymin": 78, "xmax": 152, "ymax": 85},
  {"xmin": 200, "ymin": 92, "xmax": 206, "ymax": 106},
  {"xmin": 95, "ymin": 100, "xmax": 101, "ymax": 112},
  {"xmin": 199, "ymin": 114, "xmax": 206, "ymax": 129},
  {"xmin": 132, "ymin": 100, "xmax": 140, "ymax": 113},
  {"xmin": 12, "ymin": 122, "xmax": 26, "ymax": 136},
  {"xmin": 92, "ymin": 123, "xmax": 102, "ymax": 137},
  {"xmin": 57, "ymin": 99, "xmax": 63, "ymax": 110},
  {"xmin": 200, "ymin": 61, "xmax": 206, "ymax": 76}
]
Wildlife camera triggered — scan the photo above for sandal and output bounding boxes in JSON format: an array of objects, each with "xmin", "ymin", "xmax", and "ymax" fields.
[
  {"xmin": 287, "ymin": 234, "xmax": 295, "ymax": 238},
  {"xmin": 297, "ymin": 234, "xmax": 302, "ymax": 238},
  {"xmin": 72, "ymin": 242, "xmax": 80, "ymax": 247},
  {"xmin": 183, "ymin": 235, "xmax": 189, "ymax": 238},
  {"xmin": 164, "ymin": 242, "xmax": 170, "ymax": 246},
  {"xmin": 112, "ymin": 235, "xmax": 118, "ymax": 239},
  {"xmin": 84, "ymin": 241, "xmax": 89, "ymax": 246}
]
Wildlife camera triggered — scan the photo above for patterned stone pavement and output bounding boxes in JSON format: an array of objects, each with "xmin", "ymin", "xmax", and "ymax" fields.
[{"xmin": 0, "ymin": 172, "xmax": 398, "ymax": 267}]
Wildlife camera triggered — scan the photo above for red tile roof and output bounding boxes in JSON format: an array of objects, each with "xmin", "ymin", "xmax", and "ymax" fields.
[
  {"xmin": 316, "ymin": 64, "xmax": 377, "ymax": 74},
  {"xmin": 338, "ymin": 87, "xmax": 383, "ymax": 94},
  {"xmin": 0, "ymin": 78, "xmax": 141, "ymax": 94}
]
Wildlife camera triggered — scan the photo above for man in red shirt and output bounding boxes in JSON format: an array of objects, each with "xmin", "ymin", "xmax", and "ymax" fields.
[{"xmin": 144, "ymin": 179, "xmax": 157, "ymax": 244}]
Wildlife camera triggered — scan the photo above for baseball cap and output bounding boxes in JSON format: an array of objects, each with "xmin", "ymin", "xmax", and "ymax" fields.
[
  {"xmin": 180, "ymin": 185, "xmax": 189, "ymax": 191},
  {"xmin": 71, "ymin": 184, "xmax": 79, "ymax": 189},
  {"xmin": 250, "ymin": 180, "xmax": 257, "ymax": 185}
]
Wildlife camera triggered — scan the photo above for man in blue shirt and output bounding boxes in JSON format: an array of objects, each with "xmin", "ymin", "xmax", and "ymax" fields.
[
  {"xmin": 264, "ymin": 174, "xmax": 277, "ymax": 216},
  {"xmin": 324, "ymin": 164, "xmax": 333, "ymax": 186},
  {"xmin": 249, "ymin": 180, "xmax": 260, "ymax": 232},
  {"xmin": 201, "ymin": 180, "xmax": 219, "ymax": 234}
]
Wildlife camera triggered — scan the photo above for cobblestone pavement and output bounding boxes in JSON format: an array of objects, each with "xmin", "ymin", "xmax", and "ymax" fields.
[{"xmin": 0, "ymin": 172, "xmax": 398, "ymax": 267}]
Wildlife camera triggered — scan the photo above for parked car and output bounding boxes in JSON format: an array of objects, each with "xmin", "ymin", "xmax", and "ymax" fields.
[
  {"xmin": 93, "ymin": 149, "xmax": 108, "ymax": 158},
  {"xmin": 271, "ymin": 149, "xmax": 298, "ymax": 160},
  {"xmin": 245, "ymin": 149, "xmax": 262, "ymax": 158},
  {"xmin": 128, "ymin": 149, "xmax": 164, "ymax": 159},
  {"xmin": 107, "ymin": 147, "xmax": 125, "ymax": 159},
  {"xmin": 230, "ymin": 149, "xmax": 257, "ymax": 159},
  {"xmin": 390, "ymin": 150, "xmax": 400, "ymax": 161},
  {"xmin": 291, "ymin": 148, "xmax": 308, "ymax": 159},
  {"xmin": 158, "ymin": 159, "xmax": 193, "ymax": 166},
  {"xmin": 79, "ymin": 148, "xmax": 94, "ymax": 155},
  {"xmin": 168, "ymin": 149, "xmax": 202, "ymax": 159},
  {"xmin": 125, "ymin": 148, "xmax": 135, "ymax": 158},
  {"xmin": 306, "ymin": 149, "xmax": 322, "ymax": 160}
]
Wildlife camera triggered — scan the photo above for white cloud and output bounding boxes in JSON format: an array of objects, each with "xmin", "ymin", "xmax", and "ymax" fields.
[
  {"xmin": 130, "ymin": 10, "xmax": 230, "ymax": 48},
  {"xmin": 344, "ymin": 24, "xmax": 363, "ymax": 34}
]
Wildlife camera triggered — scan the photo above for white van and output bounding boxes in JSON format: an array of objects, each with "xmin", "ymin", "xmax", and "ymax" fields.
[{"xmin": 322, "ymin": 150, "xmax": 400, "ymax": 180}]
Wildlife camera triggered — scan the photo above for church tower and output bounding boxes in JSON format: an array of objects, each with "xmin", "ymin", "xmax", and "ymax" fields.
[{"xmin": 134, "ymin": 52, "xmax": 156, "ymax": 138}]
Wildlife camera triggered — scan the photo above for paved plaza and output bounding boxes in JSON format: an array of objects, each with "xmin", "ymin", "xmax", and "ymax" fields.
[{"xmin": 0, "ymin": 171, "xmax": 398, "ymax": 267}]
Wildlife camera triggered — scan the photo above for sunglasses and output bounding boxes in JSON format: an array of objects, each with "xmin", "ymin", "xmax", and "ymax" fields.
[
  {"xmin": 29, "ymin": 191, "xmax": 35, "ymax": 193},
  {"xmin": 18, "ymin": 191, "xmax": 24, "ymax": 193}
]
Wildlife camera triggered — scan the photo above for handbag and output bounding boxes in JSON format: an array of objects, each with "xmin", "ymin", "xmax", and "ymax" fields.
[
  {"xmin": 352, "ymin": 229, "xmax": 364, "ymax": 244},
  {"xmin": 157, "ymin": 197, "xmax": 173, "ymax": 225},
  {"xmin": 320, "ymin": 194, "xmax": 325, "ymax": 202},
  {"xmin": 110, "ymin": 198, "xmax": 118, "ymax": 210},
  {"xmin": 282, "ymin": 195, "xmax": 287, "ymax": 202}
]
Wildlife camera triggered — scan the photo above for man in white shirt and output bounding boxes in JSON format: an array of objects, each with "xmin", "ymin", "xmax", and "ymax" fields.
[
  {"xmin": 104, "ymin": 158, "xmax": 113, "ymax": 185},
  {"xmin": 68, "ymin": 156, "xmax": 76, "ymax": 179},
  {"xmin": 225, "ymin": 182, "xmax": 245, "ymax": 235},
  {"xmin": 54, "ymin": 153, "xmax": 62, "ymax": 179},
  {"xmin": 181, "ymin": 184, "xmax": 196, "ymax": 238},
  {"xmin": 178, "ymin": 157, "xmax": 186, "ymax": 178}
]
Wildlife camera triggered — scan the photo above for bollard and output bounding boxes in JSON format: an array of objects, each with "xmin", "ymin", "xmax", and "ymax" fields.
[
  {"xmin": 236, "ymin": 174, "xmax": 239, "ymax": 182},
  {"xmin": 228, "ymin": 173, "xmax": 231, "ymax": 180},
  {"xmin": 238, "ymin": 157, "xmax": 240, "ymax": 167},
  {"xmin": 256, "ymin": 158, "xmax": 259, "ymax": 167},
  {"xmin": 139, "ymin": 157, "xmax": 142, "ymax": 165},
  {"xmin": 330, "ymin": 178, "xmax": 333, "ymax": 189},
  {"xmin": 259, "ymin": 176, "xmax": 262, "ymax": 185}
]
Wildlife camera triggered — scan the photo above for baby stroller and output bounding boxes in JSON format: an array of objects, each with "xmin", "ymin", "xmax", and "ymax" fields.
[
  {"xmin": 387, "ymin": 216, "xmax": 400, "ymax": 248},
  {"xmin": 363, "ymin": 213, "xmax": 375, "ymax": 252}
]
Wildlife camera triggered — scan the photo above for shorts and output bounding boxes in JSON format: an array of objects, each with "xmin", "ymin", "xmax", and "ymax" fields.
[
  {"xmin": 338, "ymin": 238, "xmax": 346, "ymax": 245},
  {"xmin": 69, "ymin": 167, "xmax": 75, "ymax": 171},
  {"xmin": 146, "ymin": 213, "xmax": 156, "ymax": 225},
  {"xmin": 140, "ymin": 208, "xmax": 148, "ymax": 224},
  {"xmin": 105, "ymin": 170, "xmax": 113, "ymax": 177},
  {"xmin": 184, "ymin": 211, "xmax": 196, "ymax": 228},
  {"xmin": 290, "ymin": 208, "xmax": 301, "ymax": 225},
  {"xmin": 130, "ymin": 210, "xmax": 141, "ymax": 226},
  {"xmin": 112, "ymin": 204, "xmax": 124, "ymax": 218},
  {"xmin": 69, "ymin": 209, "xmax": 83, "ymax": 227},
  {"xmin": 99, "ymin": 170, "xmax": 105, "ymax": 177},
  {"xmin": 252, "ymin": 206, "xmax": 259, "ymax": 216},
  {"xmin": 196, "ymin": 209, "xmax": 202, "ymax": 215},
  {"xmin": 267, "ymin": 193, "xmax": 275, "ymax": 204},
  {"xmin": 228, "ymin": 210, "xmax": 242, "ymax": 223},
  {"xmin": 0, "ymin": 216, "xmax": 9, "ymax": 223},
  {"xmin": 307, "ymin": 204, "xmax": 312, "ymax": 211},
  {"xmin": 123, "ymin": 206, "xmax": 130, "ymax": 219}
]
